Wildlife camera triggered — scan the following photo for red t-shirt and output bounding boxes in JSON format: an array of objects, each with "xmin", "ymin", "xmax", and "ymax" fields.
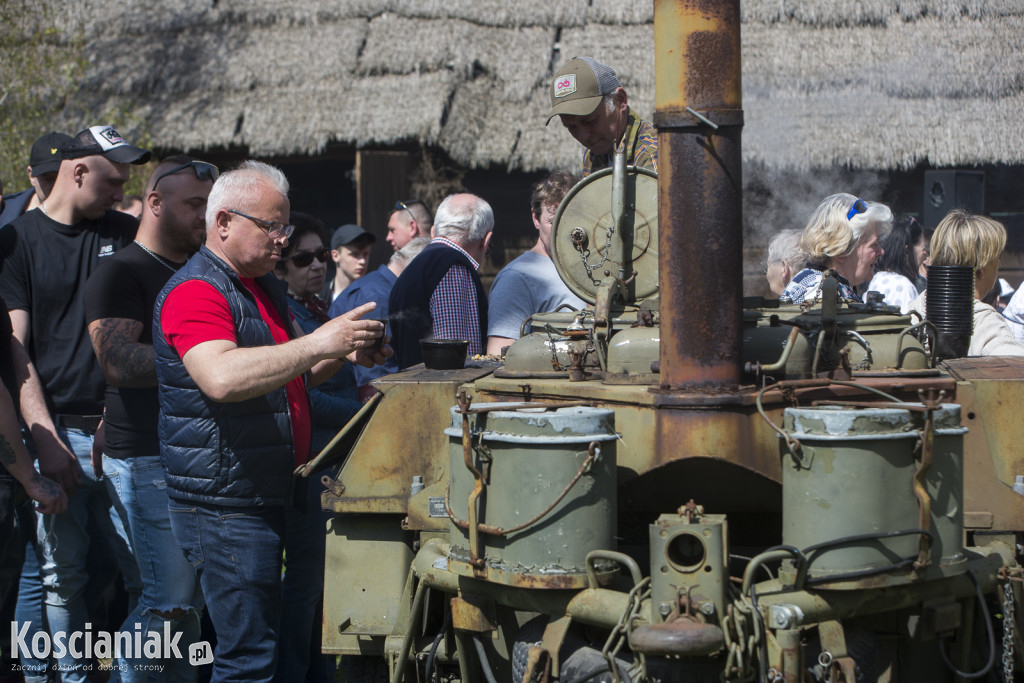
[{"xmin": 160, "ymin": 278, "xmax": 312, "ymax": 466}]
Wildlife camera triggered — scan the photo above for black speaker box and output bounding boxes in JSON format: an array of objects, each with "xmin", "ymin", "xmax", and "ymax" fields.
[{"xmin": 922, "ymin": 170, "xmax": 985, "ymax": 229}]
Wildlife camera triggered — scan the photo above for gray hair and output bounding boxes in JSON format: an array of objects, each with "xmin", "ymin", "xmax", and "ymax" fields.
[
  {"xmin": 766, "ymin": 229, "xmax": 806, "ymax": 270},
  {"xmin": 390, "ymin": 236, "xmax": 430, "ymax": 268},
  {"xmin": 206, "ymin": 160, "xmax": 289, "ymax": 226},
  {"xmin": 432, "ymin": 194, "xmax": 494, "ymax": 245}
]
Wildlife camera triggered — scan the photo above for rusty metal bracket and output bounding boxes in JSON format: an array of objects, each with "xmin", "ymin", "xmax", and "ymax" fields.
[
  {"xmin": 450, "ymin": 595, "xmax": 496, "ymax": 633},
  {"xmin": 818, "ymin": 621, "xmax": 858, "ymax": 682},
  {"xmin": 540, "ymin": 616, "xmax": 572, "ymax": 679}
]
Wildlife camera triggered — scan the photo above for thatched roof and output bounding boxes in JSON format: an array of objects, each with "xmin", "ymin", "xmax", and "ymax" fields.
[{"xmin": 9, "ymin": 0, "xmax": 1024, "ymax": 172}]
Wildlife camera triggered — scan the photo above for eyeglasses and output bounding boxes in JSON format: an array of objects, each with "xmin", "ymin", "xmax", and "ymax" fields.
[
  {"xmin": 228, "ymin": 209, "xmax": 295, "ymax": 239},
  {"xmin": 152, "ymin": 161, "xmax": 219, "ymax": 192},
  {"xmin": 287, "ymin": 247, "xmax": 330, "ymax": 268},
  {"xmin": 846, "ymin": 198, "xmax": 868, "ymax": 221}
]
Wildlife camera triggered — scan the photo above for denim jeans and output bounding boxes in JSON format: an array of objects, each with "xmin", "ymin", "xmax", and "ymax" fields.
[
  {"xmin": 15, "ymin": 519, "xmax": 50, "ymax": 683},
  {"xmin": 274, "ymin": 478, "xmax": 335, "ymax": 683},
  {"xmin": 168, "ymin": 502, "xmax": 285, "ymax": 683},
  {"xmin": 104, "ymin": 455, "xmax": 204, "ymax": 682},
  {"xmin": 36, "ymin": 426, "xmax": 141, "ymax": 683}
]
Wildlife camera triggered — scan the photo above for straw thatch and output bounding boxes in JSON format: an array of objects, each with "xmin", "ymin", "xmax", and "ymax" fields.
[{"xmin": 5, "ymin": 0, "xmax": 1023, "ymax": 173}]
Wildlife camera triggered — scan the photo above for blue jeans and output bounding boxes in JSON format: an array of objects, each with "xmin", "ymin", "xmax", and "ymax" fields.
[
  {"xmin": 104, "ymin": 455, "xmax": 204, "ymax": 682},
  {"xmin": 168, "ymin": 502, "xmax": 285, "ymax": 683},
  {"xmin": 15, "ymin": 527, "xmax": 50, "ymax": 683},
  {"xmin": 36, "ymin": 426, "xmax": 141, "ymax": 683},
  {"xmin": 275, "ymin": 478, "xmax": 334, "ymax": 683}
]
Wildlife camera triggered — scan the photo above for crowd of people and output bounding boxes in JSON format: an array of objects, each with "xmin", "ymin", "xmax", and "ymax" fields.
[
  {"xmin": 0, "ymin": 56, "xmax": 655, "ymax": 683},
  {"xmin": 763, "ymin": 193, "xmax": 1024, "ymax": 357},
  {"xmin": 0, "ymin": 52, "xmax": 1021, "ymax": 683}
]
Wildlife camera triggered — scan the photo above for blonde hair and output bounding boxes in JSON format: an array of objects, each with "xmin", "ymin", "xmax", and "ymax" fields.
[
  {"xmin": 800, "ymin": 193, "xmax": 892, "ymax": 270},
  {"xmin": 929, "ymin": 209, "xmax": 1005, "ymax": 271}
]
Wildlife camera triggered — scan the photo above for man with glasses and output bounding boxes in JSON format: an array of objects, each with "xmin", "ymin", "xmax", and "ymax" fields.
[
  {"xmin": 154, "ymin": 160, "xmax": 388, "ymax": 682},
  {"xmin": 386, "ymin": 198, "xmax": 433, "ymax": 251},
  {"xmin": 82, "ymin": 155, "xmax": 216, "ymax": 679},
  {"xmin": 0, "ymin": 124, "xmax": 150, "ymax": 683}
]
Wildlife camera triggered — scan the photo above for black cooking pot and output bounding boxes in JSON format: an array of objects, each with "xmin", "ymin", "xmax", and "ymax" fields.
[{"xmin": 420, "ymin": 338, "xmax": 469, "ymax": 370}]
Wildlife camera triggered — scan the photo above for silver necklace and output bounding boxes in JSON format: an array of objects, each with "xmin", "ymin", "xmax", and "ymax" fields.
[{"xmin": 134, "ymin": 241, "xmax": 179, "ymax": 273}]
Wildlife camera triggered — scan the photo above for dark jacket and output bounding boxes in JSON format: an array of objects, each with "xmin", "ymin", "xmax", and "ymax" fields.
[
  {"xmin": 388, "ymin": 241, "xmax": 487, "ymax": 369},
  {"xmin": 154, "ymin": 245, "xmax": 299, "ymax": 507},
  {"xmin": 0, "ymin": 189, "xmax": 33, "ymax": 228}
]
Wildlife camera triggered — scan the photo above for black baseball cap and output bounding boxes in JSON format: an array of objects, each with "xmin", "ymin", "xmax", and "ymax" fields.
[
  {"xmin": 331, "ymin": 224, "xmax": 375, "ymax": 249},
  {"xmin": 29, "ymin": 132, "xmax": 72, "ymax": 177},
  {"xmin": 63, "ymin": 125, "xmax": 151, "ymax": 165}
]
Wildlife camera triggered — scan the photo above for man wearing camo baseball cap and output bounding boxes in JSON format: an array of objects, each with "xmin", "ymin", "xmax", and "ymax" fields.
[{"xmin": 547, "ymin": 56, "xmax": 658, "ymax": 177}]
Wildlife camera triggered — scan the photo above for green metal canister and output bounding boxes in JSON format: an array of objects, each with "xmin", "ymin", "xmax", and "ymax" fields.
[
  {"xmin": 780, "ymin": 404, "xmax": 967, "ymax": 589},
  {"xmin": 445, "ymin": 404, "xmax": 618, "ymax": 588}
]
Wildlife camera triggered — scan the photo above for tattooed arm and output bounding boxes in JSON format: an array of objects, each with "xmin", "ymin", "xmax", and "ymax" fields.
[
  {"xmin": 87, "ymin": 317, "xmax": 155, "ymax": 388},
  {"xmin": 0, "ymin": 380, "xmax": 67, "ymax": 514}
]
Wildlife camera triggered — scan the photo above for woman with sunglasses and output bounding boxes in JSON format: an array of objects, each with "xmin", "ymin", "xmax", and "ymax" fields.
[
  {"xmin": 272, "ymin": 212, "xmax": 359, "ymax": 683},
  {"xmin": 781, "ymin": 193, "xmax": 890, "ymax": 304}
]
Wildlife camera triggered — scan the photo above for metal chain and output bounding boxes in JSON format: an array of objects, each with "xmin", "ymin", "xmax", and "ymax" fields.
[
  {"xmin": 572, "ymin": 223, "xmax": 614, "ymax": 280},
  {"xmin": 543, "ymin": 330, "xmax": 565, "ymax": 370},
  {"xmin": 601, "ymin": 577, "xmax": 651, "ymax": 683},
  {"xmin": 721, "ymin": 601, "xmax": 757, "ymax": 682},
  {"xmin": 1004, "ymin": 581, "xmax": 1016, "ymax": 683}
]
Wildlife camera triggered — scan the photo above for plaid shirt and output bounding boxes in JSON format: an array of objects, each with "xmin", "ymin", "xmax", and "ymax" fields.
[
  {"xmin": 428, "ymin": 237, "xmax": 483, "ymax": 355},
  {"xmin": 781, "ymin": 268, "xmax": 860, "ymax": 304},
  {"xmin": 582, "ymin": 107, "xmax": 659, "ymax": 177}
]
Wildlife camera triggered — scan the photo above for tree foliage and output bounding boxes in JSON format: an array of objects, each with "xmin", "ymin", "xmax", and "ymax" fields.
[{"xmin": 0, "ymin": 1, "xmax": 154, "ymax": 198}]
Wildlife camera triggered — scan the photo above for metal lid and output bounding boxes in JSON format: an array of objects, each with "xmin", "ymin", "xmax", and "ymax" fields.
[
  {"xmin": 445, "ymin": 403, "xmax": 619, "ymax": 443},
  {"xmin": 782, "ymin": 404, "xmax": 966, "ymax": 441}
]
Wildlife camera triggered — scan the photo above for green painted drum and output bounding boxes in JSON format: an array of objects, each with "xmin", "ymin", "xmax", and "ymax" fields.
[
  {"xmin": 780, "ymin": 404, "xmax": 967, "ymax": 589},
  {"xmin": 445, "ymin": 403, "xmax": 618, "ymax": 588}
]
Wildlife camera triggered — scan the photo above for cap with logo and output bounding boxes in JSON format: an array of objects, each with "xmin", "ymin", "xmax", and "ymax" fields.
[
  {"xmin": 546, "ymin": 57, "xmax": 622, "ymax": 125},
  {"xmin": 331, "ymin": 224, "xmax": 375, "ymax": 250},
  {"xmin": 63, "ymin": 125, "xmax": 152, "ymax": 165},
  {"xmin": 29, "ymin": 132, "xmax": 72, "ymax": 177}
]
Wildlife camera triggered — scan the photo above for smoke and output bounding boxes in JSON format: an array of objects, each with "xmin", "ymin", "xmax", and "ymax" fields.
[{"xmin": 741, "ymin": 161, "xmax": 889, "ymax": 295}]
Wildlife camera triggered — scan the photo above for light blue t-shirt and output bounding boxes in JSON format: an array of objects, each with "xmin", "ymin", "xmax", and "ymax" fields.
[{"xmin": 487, "ymin": 250, "xmax": 585, "ymax": 339}]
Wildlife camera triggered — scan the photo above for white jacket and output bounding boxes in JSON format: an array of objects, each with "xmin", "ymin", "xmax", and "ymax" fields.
[{"xmin": 909, "ymin": 291, "xmax": 1024, "ymax": 357}]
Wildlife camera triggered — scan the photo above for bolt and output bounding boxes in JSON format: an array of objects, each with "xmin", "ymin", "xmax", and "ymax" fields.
[
  {"xmin": 700, "ymin": 602, "xmax": 715, "ymax": 616},
  {"xmin": 658, "ymin": 602, "xmax": 672, "ymax": 617}
]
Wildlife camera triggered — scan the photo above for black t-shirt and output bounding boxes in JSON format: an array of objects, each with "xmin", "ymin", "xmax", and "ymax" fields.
[
  {"xmin": 0, "ymin": 208, "xmax": 137, "ymax": 415},
  {"xmin": 84, "ymin": 243, "xmax": 182, "ymax": 459}
]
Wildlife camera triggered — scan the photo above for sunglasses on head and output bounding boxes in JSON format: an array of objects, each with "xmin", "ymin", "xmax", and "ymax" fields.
[
  {"xmin": 152, "ymin": 161, "xmax": 220, "ymax": 192},
  {"xmin": 846, "ymin": 198, "xmax": 868, "ymax": 221},
  {"xmin": 394, "ymin": 200, "xmax": 423, "ymax": 222},
  {"xmin": 287, "ymin": 247, "xmax": 330, "ymax": 268}
]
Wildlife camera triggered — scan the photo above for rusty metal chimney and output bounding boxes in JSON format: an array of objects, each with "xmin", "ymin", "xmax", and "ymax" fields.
[{"xmin": 655, "ymin": 0, "xmax": 743, "ymax": 390}]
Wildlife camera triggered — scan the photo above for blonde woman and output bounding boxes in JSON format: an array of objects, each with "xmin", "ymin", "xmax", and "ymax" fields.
[
  {"xmin": 781, "ymin": 193, "xmax": 890, "ymax": 304},
  {"xmin": 909, "ymin": 210, "xmax": 1024, "ymax": 356}
]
